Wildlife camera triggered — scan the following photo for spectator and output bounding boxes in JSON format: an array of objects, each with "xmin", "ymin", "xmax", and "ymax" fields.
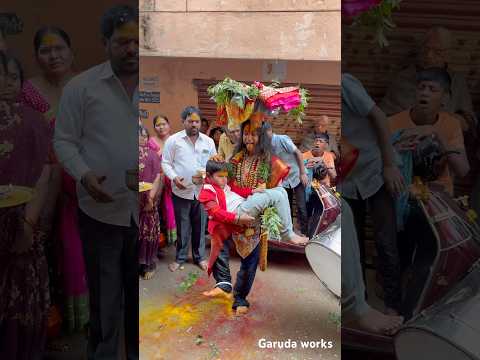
[
  {"xmin": 54, "ymin": 5, "xmax": 140, "ymax": 359},
  {"xmin": 265, "ymin": 122, "xmax": 309, "ymax": 236},
  {"xmin": 380, "ymin": 26, "xmax": 476, "ymax": 135},
  {"xmin": 303, "ymin": 133, "xmax": 337, "ymax": 187},
  {"xmin": 201, "ymin": 117, "xmax": 210, "ymax": 134},
  {"xmin": 300, "ymin": 115, "xmax": 339, "ymax": 158},
  {"xmin": 209, "ymin": 126, "xmax": 224, "ymax": 149},
  {"xmin": 218, "ymin": 125, "xmax": 240, "ymax": 161},
  {"xmin": 341, "ymin": 73, "xmax": 405, "ymax": 316},
  {"xmin": 162, "ymin": 106, "xmax": 217, "ymax": 272}
]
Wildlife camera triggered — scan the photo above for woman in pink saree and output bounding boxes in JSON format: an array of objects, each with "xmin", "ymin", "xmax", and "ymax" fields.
[
  {"xmin": 148, "ymin": 114, "xmax": 177, "ymax": 247},
  {"xmin": 19, "ymin": 27, "xmax": 88, "ymax": 336}
]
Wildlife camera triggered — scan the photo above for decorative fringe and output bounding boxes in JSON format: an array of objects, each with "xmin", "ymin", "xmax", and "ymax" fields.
[{"xmin": 259, "ymin": 231, "xmax": 269, "ymax": 271}]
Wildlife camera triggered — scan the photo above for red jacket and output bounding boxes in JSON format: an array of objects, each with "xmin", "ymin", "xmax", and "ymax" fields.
[{"xmin": 198, "ymin": 178, "xmax": 252, "ymax": 274}]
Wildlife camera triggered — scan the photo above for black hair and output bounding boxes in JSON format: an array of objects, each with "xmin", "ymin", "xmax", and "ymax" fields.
[
  {"xmin": 33, "ymin": 26, "xmax": 72, "ymax": 54},
  {"xmin": 232, "ymin": 119, "xmax": 273, "ymax": 161},
  {"xmin": 138, "ymin": 122, "xmax": 148, "ymax": 137},
  {"xmin": 101, "ymin": 5, "xmax": 138, "ymax": 39},
  {"xmin": 416, "ymin": 67, "xmax": 452, "ymax": 93},
  {"xmin": 6, "ymin": 56, "xmax": 24, "ymax": 85},
  {"xmin": 209, "ymin": 127, "xmax": 224, "ymax": 137},
  {"xmin": 314, "ymin": 132, "xmax": 329, "ymax": 143},
  {"xmin": 153, "ymin": 114, "xmax": 169, "ymax": 127},
  {"xmin": 0, "ymin": 51, "xmax": 7, "ymax": 74},
  {"xmin": 206, "ymin": 159, "xmax": 228, "ymax": 176},
  {"xmin": 263, "ymin": 121, "xmax": 272, "ymax": 131},
  {"xmin": 181, "ymin": 106, "xmax": 201, "ymax": 121}
]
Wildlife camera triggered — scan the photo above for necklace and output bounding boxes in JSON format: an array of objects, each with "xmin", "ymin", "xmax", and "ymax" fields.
[{"xmin": 236, "ymin": 153, "xmax": 261, "ymax": 188}]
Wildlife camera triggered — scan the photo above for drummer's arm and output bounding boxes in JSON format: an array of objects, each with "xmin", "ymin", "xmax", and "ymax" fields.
[
  {"xmin": 442, "ymin": 125, "xmax": 470, "ymax": 178},
  {"xmin": 24, "ymin": 165, "xmax": 51, "ymax": 226},
  {"xmin": 446, "ymin": 148, "xmax": 469, "ymax": 178}
]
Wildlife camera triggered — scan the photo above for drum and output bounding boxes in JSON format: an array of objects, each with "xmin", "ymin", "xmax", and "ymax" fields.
[
  {"xmin": 395, "ymin": 262, "xmax": 480, "ymax": 360},
  {"xmin": 306, "ymin": 214, "xmax": 341, "ymax": 297},
  {"xmin": 305, "ymin": 184, "xmax": 342, "ymax": 297},
  {"xmin": 403, "ymin": 183, "xmax": 480, "ymax": 317}
]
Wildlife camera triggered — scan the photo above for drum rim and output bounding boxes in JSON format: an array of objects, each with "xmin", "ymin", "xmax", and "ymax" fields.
[
  {"xmin": 305, "ymin": 243, "xmax": 341, "ymax": 297},
  {"xmin": 394, "ymin": 326, "xmax": 476, "ymax": 360},
  {"xmin": 305, "ymin": 241, "xmax": 341, "ymax": 259}
]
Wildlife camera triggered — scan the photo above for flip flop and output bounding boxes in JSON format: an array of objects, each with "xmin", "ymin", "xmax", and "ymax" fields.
[
  {"xmin": 168, "ymin": 262, "xmax": 183, "ymax": 272},
  {"xmin": 197, "ymin": 260, "xmax": 208, "ymax": 272}
]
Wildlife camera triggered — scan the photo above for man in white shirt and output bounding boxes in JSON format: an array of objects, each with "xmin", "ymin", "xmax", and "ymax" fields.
[
  {"xmin": 162, "ymin": 106, "xmax": 217, "ymax": 272},
  {"xmin": 54, "ymin": 5, "xmax": 139, "ymax": 360}
]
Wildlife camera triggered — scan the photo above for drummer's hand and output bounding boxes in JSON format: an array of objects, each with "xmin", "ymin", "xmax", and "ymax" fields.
[
  {"xmin": 300, "ymin": 172, "xmax": 309, "ymax": 187},
  {"xmin": 252, "ymin": 187, "xmax": 265, "ymax": 194},
  {"xmin": 11, "ymin": 219, "xmax": 34, "ymax": 254},
  {"xmin": 384, "ymin": 165, "xmax": 406, "ymax": 197},
  {"xmin": 81, "ymin": 171, "xmax": 114, "ymax": 203}
]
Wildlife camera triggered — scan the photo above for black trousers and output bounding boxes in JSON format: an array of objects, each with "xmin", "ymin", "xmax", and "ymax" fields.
[
  {"xmin": 285, "ymin": 183, "xmax": 308, "ymax": 235},
  {"xmin": 172, "ymin": 193, "xmax": 206, "ymax": 264},
  {"xmin": 344, "ymin": 185, "xmax": 402, "ymax": 311},
  {"xmin": 78, "ymin": 210, "xmax": 139, "ymax": 360},
  {"xmin": 212, "ymin": 241, "xmax": 260, "ymax": 309}
]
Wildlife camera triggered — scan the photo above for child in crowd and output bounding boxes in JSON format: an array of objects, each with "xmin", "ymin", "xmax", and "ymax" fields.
[{"xmin": 198, "ymin": 160, "xmax": 307, "ymax": 315}]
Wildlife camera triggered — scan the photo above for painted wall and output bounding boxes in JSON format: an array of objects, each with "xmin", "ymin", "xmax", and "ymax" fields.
[
  {"xmin": 1, "ymin": 0, "xmax": 134, "ymax": 78},
  {"xmin": 140, "ymin": 0, "xmax": 341, "ymax": 61},
  {"xmin": 139, "ymin": 56, "xmax": 340, "ymax": 133}
]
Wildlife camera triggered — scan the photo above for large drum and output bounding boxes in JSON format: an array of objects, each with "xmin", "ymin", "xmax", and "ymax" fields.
[
  {"xmin": 305, "ymin": 184, "xmax": 342, "ymax": 297},
  {"xmin": 403, "ymin": 183, "xmax": 480, "ymax": 317},
  {"xmin": 395, "ymin": 261, "xmax": 480, "ymax": 360}
]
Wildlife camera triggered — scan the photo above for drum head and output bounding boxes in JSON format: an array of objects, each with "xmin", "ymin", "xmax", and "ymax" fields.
[
  {"xmin": 395, "ymin": 328, "xmax": 472, "ymax": 360},
  {"xmin": 305, "ymin": 242, "xmax": 341, "ymax": 297}
]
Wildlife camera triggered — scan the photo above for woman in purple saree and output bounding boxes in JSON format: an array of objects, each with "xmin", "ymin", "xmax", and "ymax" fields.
[{"xmin": 0, "ymin": 54, "xmax": 51, "ymax": 359}]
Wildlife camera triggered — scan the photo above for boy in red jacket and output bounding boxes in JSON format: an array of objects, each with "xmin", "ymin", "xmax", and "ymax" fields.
[{"xmin": 199, "ymin": 160, "xmax": 307, "ymax": 315}]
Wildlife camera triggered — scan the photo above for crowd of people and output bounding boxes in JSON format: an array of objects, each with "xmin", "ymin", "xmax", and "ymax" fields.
[
  {"xmin": 138, "ymin": 107, "xmax": 340, "ymax": 277},
  {"xmin": 341, "ymin": 26, "xmax": 478, "ymax": 334},
  {"xmin": 1, "ymin": 3, "xmax": 477, "ymax": 357},
  {"xmin": 1, "ymin": 4, "xmax": 139, "ymax": 359}
]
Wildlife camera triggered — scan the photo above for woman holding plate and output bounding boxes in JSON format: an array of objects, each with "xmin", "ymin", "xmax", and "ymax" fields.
[
  {"xmin": 139, "ymin": 124, "xmax": 163, "ymax": 279},
  {"xmin": 0, "ymin": 53, "xmax": 52, "ymax": 359}
]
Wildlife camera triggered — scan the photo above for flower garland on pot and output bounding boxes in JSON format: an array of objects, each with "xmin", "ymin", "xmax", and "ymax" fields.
[{"xmin": 207, "ymin": 77, "xmax": 309, "ymax": 129}]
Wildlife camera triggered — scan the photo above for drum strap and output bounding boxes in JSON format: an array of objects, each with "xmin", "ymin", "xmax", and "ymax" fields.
[{"xmin": 431, "ymin": 212, "xmax": 453, "ymax": 223}]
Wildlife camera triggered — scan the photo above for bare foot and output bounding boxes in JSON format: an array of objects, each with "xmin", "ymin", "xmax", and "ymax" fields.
[
  {"xmin": 235, "ymin": 306, "xmax": 249, "ymax": 316},
  {"xmin": 346, "ymin": 308, "xmax": 404, "ymax": 336},
  {"xmin": 202, "ymin": 287, "xmax": 233, "ymax": 300},
  {"xmin": 288, "ymin": 233, "xmax": 309, "ymax": 245},
  {"xmin": 168, "ymin": 262, "xmax": 183, "ymax": 272},
  {"xmin": 141, "ymin": 270, "xmax": 155, "ymax": 280}
]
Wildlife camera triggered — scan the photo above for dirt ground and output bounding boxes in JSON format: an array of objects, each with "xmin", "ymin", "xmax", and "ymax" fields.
[{"xmin": 139, "ymin": 244, "xmax": 341, "ymax": 360}]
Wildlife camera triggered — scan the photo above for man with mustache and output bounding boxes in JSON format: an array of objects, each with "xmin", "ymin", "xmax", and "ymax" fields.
[
  {"xmin": 54, "ymin": 5, "xmax": 139, "ymax": 359},
  {"xmin": 162, "ymin": 106, "xmax": 217, "ymax": 273}
]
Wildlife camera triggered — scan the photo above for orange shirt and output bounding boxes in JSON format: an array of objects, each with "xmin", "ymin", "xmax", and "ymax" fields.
[
  {"xmin": 388, "ymin": 110, "xmax": 465, "ymax": 195},
  {"xmin": 303, "ymin": 150, "xmax": 336, "ymax": 187}
]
